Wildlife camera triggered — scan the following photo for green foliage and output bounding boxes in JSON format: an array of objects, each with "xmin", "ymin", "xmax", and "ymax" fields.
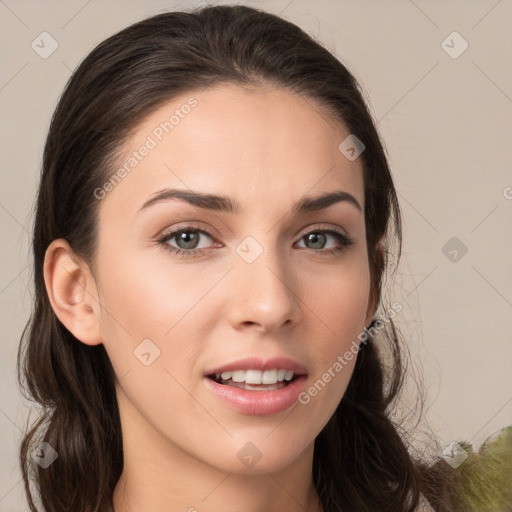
[{"xmin": 450, "ymin": 426, "xmax": 512, "ymax": 511}]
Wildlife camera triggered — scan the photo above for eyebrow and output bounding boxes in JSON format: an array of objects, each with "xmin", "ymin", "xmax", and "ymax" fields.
[{"xmin": 138, "ymin": 188, "xmax": 362, "ymax": 215}]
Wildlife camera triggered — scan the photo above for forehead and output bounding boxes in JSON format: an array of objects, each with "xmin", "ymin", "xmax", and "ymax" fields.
[{"xmin": 100, "ymin": 83, "xmax": 365, "ymax": 217}]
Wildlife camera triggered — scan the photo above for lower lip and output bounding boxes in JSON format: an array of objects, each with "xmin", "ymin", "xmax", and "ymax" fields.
[{"xmin": 203, "ymin": 376, "xmax": 308, "ymax": 416}]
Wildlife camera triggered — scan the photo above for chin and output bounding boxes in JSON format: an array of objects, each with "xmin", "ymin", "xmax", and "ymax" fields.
[{"xmin": 199, "ymin": 433, "xmax": 315, "ymax": 475}]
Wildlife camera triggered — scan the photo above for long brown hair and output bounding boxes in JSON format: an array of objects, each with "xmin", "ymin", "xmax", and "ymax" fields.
[{"xmin": 17, "ymin": 5, "xmax": 455, "ymax": 511}]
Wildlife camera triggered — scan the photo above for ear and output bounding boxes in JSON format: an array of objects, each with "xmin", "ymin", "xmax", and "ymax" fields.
[
  {"xmin": 364, "ymin": 241, "xmax": 384, "ymax": 328},
  {"xmin": 43, "ymin": 238, "xmax": 102, "ymax": 346}
]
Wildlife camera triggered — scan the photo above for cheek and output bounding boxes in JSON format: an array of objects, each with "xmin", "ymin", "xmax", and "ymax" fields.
[
  {"xmin": 95, "ymin": 246, "xmax": 226, "ymax": 374},
  {"xmin": 306, "ymin": 254, "xmax": 371, "ymax": 346},
  {"xmin": 297, "ymin": 257, "xmax": 370, "ymax": 422},
  {"xmin": 94, "ymin": 252, "xmax": 227, "ymax": 456}
]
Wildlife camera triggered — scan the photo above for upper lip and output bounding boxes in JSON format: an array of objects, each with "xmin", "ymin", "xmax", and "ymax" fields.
[{"xmin": 205, "ymin": 357, "xmax": 308, "ymax": 376}]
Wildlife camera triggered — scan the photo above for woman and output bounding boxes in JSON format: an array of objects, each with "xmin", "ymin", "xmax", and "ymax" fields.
[{"xmin": 17, "ymin": 4, "xmax": 455, "ymax": 511}]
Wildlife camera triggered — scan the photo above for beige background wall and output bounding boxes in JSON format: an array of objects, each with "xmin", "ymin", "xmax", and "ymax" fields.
[{"xmin": 1, "ymin": 0, "xmax": 511, "ymax": 509}]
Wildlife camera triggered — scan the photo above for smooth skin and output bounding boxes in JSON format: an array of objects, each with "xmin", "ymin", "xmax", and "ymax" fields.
[{"xmin": 44, "ymin": 83, "xmax": 378, "ymax": 512}]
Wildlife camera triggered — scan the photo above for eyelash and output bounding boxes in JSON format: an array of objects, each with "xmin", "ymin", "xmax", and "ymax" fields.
[{"xmin": 156, "ymin": 223, "xmax": 354, "ymax": 259}]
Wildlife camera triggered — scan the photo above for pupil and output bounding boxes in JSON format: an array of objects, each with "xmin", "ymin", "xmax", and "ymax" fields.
[
  {"xmin": 307, "ymin": 232, "xmax": 325, "ymax": 249},
  {"xmin": 178, "ymin": 231, "xmax": 198, "ymax": 249}
]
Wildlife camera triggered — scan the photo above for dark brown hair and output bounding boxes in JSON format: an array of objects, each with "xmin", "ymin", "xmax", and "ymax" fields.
[{"xmin": 17, "ymin": 4, "xmax": 455, "ymax": 511}]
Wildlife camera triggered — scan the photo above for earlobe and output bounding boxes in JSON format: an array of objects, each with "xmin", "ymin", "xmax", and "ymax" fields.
[
  {"xmin": 364, "ymin": 241, "xmax": 384, "ymax": 328},
  {"xmin": 43, "ymin": 238, "xmax": 102, "ymax": 346},
  {"xmin": 364, "ymin": 288, "xmax": 379, "ymax": 330}
]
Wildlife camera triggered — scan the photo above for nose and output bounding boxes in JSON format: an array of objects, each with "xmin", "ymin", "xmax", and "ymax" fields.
[{"xmin": 227, "ymin": 243, "xmax": 302, "ymax": 334}]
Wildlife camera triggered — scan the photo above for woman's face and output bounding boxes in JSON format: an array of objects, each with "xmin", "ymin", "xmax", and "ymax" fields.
[{"xmin": 93, "ymin": 83, "xmax": 375, "ymax": 474}]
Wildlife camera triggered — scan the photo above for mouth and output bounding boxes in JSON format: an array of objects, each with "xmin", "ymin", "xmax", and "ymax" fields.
[
  {"xmin": 207, "ymin": 368, "xmax": 300, "ymax": 391},
  {"xmin": 203, "ymin": 357, "xmax": 309, "ymax": 415}
]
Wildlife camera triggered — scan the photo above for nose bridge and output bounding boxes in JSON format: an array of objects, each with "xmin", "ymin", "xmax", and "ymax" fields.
[{"xmin": 229, "ymin": 233, "xmax": 301, "ymax": 330}]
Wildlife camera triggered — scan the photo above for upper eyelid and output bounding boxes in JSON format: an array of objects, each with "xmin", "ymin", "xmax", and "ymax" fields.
[{"xmin": 158, "ymin": 223, "xmax": 218, "ymax": 242}]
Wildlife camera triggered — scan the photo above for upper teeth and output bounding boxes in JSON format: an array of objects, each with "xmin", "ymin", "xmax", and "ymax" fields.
[{"xmin": 218, "ymin": 369, "xmax": 294, "ymax": 385}]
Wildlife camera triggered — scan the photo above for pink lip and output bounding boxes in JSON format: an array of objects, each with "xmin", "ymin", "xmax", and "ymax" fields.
[
  {"xmin": 203, "ymin": 356, "xmax": 309, "ymax": 416},
  {"xmin": 205, "ymin": 357, "xmax": 308, "ymax": 376},
  {"xmin": 203, "ymin": 375, "xmax": 308, "ymax": 416}
]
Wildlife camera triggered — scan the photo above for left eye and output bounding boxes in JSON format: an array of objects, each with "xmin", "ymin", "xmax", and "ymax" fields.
[{"xmin": 297, "ymin": 230, "xmax": 345, "ymax": 250}]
